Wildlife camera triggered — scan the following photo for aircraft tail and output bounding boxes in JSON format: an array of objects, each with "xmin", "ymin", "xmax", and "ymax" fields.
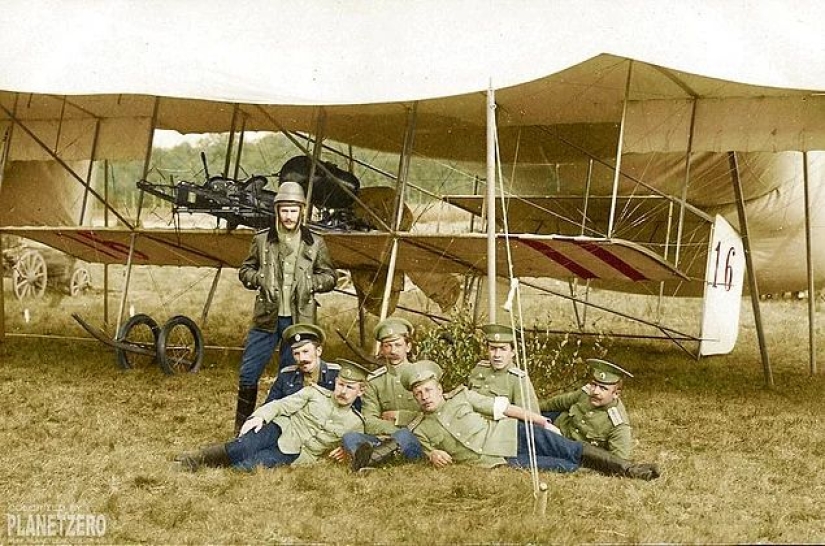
[{"xmin": 699, "ymin": 215, "xmax": 745, "ymax": 356}]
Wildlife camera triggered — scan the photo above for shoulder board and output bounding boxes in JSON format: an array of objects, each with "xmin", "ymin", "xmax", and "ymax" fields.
[
  {"xmin": 581, "ymin": 384, "xmax": 592, "ymax": 394},
  {"xmin": 476, "ymin": 360, "xmax": 491, "ymax": 368},
  {"xmin": 255, "ymin": 228, "xmax": 269, "ymax": 234},
  {"xmin": 325, "ymin": 362, "xmax": 341, "ymax": 370},
  {"xmin": 281, "ymin": 364, "xmax": 298, "ymax": 373},
  {"xmin": 607, "ymin": 406, "xmax": 625, "ymax": 426},
  {"xmin": 507, "ymin": 367, "xmax": 526, "ymax": 378},
  {"xmin": 444, "ymin": 385, "xmax": 467, "ymax": 399},
  {"xmin": 406, "ymin": 412, "xmax": 425, "ymax": 430},
  {"xmin": 312, "ymin": 384, "xmax": 333, "ymax": 396},
  {"xmin": 367, "ymin": 367, "xmax": 388, "ymax": 380}
]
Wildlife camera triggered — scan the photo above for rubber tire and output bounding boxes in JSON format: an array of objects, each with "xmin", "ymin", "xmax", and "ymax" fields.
[
  {"xmin": 116, "ymin": 314, "xmax": 160, "ymax": 370},
  {"xmin": 157, "ymin": 315, "xmax": 204, "ymax": 375}
]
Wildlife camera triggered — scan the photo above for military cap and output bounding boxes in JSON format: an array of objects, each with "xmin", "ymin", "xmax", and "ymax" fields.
[
  {"xmin": 335, "ymin": 358, "xmax": 371, "ymax": 382},
  {"xmin": 373, "ymin": 317, "xmax": 414, "ymax": 342},
  {"xmin": 282, "ymin": 323, "xmax": 326, "ymax": 348},
  {"xmin": 481, "ymin": 323, "xmax": 516, "ymax": 344},
  {"xmin": 588, "ymin": 358, "xmax": 633, "ymax": 385},
  {"xmin": 400, "ymin": 359, "xmax": 443, "ymax": 391}
]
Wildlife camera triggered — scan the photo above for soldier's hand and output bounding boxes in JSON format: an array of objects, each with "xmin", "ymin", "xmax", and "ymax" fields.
[
  {"xmin": 543, "ymin": 420, "xmax": 561, "ymax": 435},
  {"xmin": 380, "ymin": 410, "xmax": 398, "ymax": 423},
  {"xmin": 328, "ymin": 447, "xmax": 347, "ymax": 463},
  {"xmin": 428, "ymin": 449, "xmax": 453, "ymax": 469},
  {"xmin": 239, "ymin": 416, "xmax": 264, "ymax": 436}
]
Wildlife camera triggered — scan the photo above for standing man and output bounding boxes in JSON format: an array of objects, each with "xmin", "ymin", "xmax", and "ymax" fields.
[
  {"xmin": 343, "ymin": 317, "xmax": 423, "ymax": 469},
  {"xmin": 403, "ymin": 360, "xmax": 659, "ymax": 479},
  {"xmin": 540, "ymin": 358, "xmax": 635, "ymax": 460},
  {"xmin": 235, "ymin": 180, "xmax": 337, "ymax": 434},
  {"xmin": 262, "ymin": 323, "xmax": 340, "ymax": 404},
  {"xmin": 175, "ymin": 361, "xmax": 368, "ymax": 472}
]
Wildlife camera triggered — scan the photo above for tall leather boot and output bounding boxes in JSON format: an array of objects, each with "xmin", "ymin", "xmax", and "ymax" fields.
[
  {"xmin": 234, "ymin": 385, "xmax": 258, "ymax": 436},
  {"xmin": 351, "ymin": 439, "xmax": 401, "ymax": 472},
  {"xmin": 175, "ymin": 443, "xmax": 231, "ymax": 472},
  {"xmin": 579, "ymin": 443, "xmax": 660, "ymax": 481}
]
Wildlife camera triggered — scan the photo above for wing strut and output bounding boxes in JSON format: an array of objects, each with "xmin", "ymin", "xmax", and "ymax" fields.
[
  {"xmin": 728, "ymin": 152, "xmax": 774, "ymax": 387},
  {"xmin": 802, "ymin": 152, "xmax": 818, "ymax": 375},
  {"xmin": 378, "ymin": 103, "xmax": 418, "ymax": 328},
  {"xmin": 116, "ymin": 97, "xmax": 159, "ymax": 333},
  {"xmin": 486, "ymin": 83, "xmax": 497, "ymax": 323}
]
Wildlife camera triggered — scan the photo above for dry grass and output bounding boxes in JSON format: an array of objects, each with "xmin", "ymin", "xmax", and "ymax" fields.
[{"xmin": 2, "ymin": 269, "xmax": 825, "ymax": 544}]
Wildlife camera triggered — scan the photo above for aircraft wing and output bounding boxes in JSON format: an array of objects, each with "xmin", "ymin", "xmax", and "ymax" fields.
[
  {"xmin": 322, "ymin": 232, "xmax": 689, "ymax": 283},
  {"xmin": 1, "ymin": 227, "xmax": 254, "ymax": 268},
  {"xmin": 3, "ymin": 225, "xmax": 688, "ymax": 284}
]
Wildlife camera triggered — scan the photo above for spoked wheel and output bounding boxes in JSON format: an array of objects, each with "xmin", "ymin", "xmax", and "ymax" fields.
[
  {"xmin": 69, "ymin": 266, "xmax": 92, "ymax": 296},
  {"xmin": 157, "ymin": 315, "xmax": 204, "ymax": 375},
  {"xmin": 116, "ymin": 314, "xmax": 160, "ymax": 370},
  {"xmin": 12, "ymin": 249, "xmax": 47, "ymax": 300}
]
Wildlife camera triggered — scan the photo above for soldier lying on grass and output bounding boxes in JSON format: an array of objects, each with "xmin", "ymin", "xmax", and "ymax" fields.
[
  {"xmin": 352, "ymin": 359, "xmax": 659, "ymax": 480},
  {"xmin": 174, "ymin": 361, "xmax": 368, "ymax": 471}
]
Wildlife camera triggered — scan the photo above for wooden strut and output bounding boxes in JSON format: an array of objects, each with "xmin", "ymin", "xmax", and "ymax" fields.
[
  {"xmin": 802, "ymin": 152, "xmax": 817, "ymax": 375},
  {"xmin": 728, "ymin": 152, "xmax": 774, "ymax": 388}
]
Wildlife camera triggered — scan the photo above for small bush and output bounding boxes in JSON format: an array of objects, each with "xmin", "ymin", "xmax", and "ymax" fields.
[{"xmin": 415, "ymin": 310, "xmax": 607, "ymax": 395}]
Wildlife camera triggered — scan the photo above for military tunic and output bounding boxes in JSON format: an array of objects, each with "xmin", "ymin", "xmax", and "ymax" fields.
[
  {"xmin": 250, "ymin": 384, "xmax": 364, "ymax": 465},
  {"xmin": 467, "ymin": 360, "xmax": 541, "ymax": 454},
  {"xmin": 264, "ymin": 360, "xmax": 340, "ymax": 403},
  {"xmin": 410, "ymin": 386, "xmax": 515, "ymax": 468},
  {"xmin": 362, "ymin": 360, "xmax": 420, "ymax": 435},
  {"xmin": 541, "ymin": 388, "xmax": 633, "ymax": 460}
]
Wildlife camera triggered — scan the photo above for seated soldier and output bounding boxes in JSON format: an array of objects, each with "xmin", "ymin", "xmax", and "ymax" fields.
[
  {"xmin": 400, "ymin": 360, "xmax": 659, "ymax": 480},
  {"xmin": 467, "ymin": 324, "xmax": 574, "ymax": 471},
  {"xmin": 262, "ymin": 323, "xmax": 340, "ymax": 404},
  {"xmin": 174, "ymin": 361, "xmax": 368, "ymax": 472},
  {"xmin": 541, "ymin": 358, "xmax": 635, "ymax": 460},
  {"xmin": 342, "ymin": 317, "xmax": 423, "ymax": 469},
  {"xmin": 468, "ymin": 324, "xmax": 540, "ymax": 409}
]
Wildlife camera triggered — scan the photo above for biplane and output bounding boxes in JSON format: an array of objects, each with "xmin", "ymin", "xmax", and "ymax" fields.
[{"xmin": 1, "ymin": 2, "xmax": 824, "ymax": 380}]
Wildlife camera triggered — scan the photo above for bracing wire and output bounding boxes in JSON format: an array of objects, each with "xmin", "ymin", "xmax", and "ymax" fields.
[{"xmin": 492, "ymin": 119, "xmax": 542, "ymax": 496}]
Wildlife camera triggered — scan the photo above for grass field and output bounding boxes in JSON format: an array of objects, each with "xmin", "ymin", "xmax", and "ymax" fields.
[{"xmin": 1, "ymin": 268, "xmax": 824, "ymax": 544}]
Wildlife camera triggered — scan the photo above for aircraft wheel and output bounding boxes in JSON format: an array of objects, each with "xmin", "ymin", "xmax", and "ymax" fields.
[
  {"xmin": 116, "ymin": 314, "xmax": 160, "ymax": 370},
  {"xmin": 12, "ymin": 249, "xmax": 47, "ymax": 300},
  {"xmin": 69, "ymin": 266, "xmax": 92, "ymax": 296},
  {"xmin": 157, "ymin": 315, "xmax": 204, "ymax": 375}
]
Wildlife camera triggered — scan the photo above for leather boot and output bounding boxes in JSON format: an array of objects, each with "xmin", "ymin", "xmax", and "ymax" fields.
[
  {"xmin": 579, "ymin": 443, "xmax": 660, "ymax": 481},
  {"xmin": 234, "ymin": 385, "xmax": 258, "ymax": 436},
  {"xmin": 175, "ymin": 443, "xmax": 231, "ymax": 472},
  {"xmin": 351, "ymin": 439, "xmax": 401, "ymax": 472}
]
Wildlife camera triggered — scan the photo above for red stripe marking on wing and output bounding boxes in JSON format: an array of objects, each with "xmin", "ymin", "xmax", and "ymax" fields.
[
  {"xmin": 520, "ymin": 238, "xmax": 597, "ymax": 279},
  {"xmin": 578, "ymin": 241, "xmax": 648, "ymax": 281}
]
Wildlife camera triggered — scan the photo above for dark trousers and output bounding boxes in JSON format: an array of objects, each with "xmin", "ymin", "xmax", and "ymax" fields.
[
  {"xmin": 341, "ymin": 429, "xmax": 423, "ymax": 460},
  {"xmin": 226, "ymin": 422, "xmax": 299, "ymax": 471},
  {"xmin": 238, "ymin": 318, "xmax": 295, "ymax": 387},
  {"xmin": 506, "ymin": 422, "xmax": 581, "ymax": 473}
]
